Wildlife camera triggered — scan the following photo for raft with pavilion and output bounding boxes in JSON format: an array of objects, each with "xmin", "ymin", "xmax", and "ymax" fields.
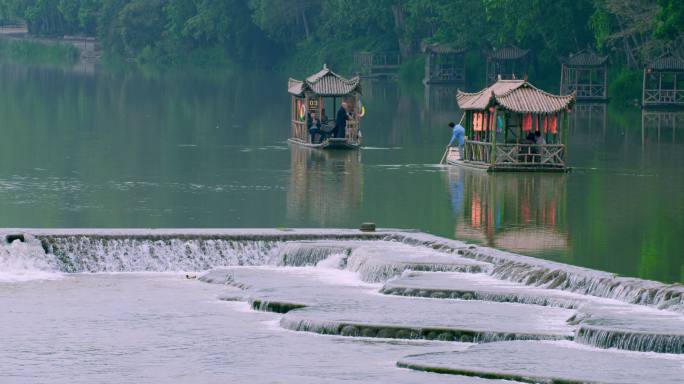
[
  {"xmin": 288, "ymin": 65, "xmax": 364, "ymax": 150},
  {"xmin": 446, "ymin": 77, "xmax": 576, "ymax": 172}
]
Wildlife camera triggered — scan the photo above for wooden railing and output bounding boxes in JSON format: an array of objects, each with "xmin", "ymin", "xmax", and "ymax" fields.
[
  {"xmin": 462, "ymin": 140, "xmax": 566, "ymax": 168},
  {"xmin": 291, "ymin": 119, "xmax": 361, "ymax": 145},
  {"xmin": 464, "ymin": 141, "xmax": 493, "ymax": 163},
  {"xmin": 430, "ymin": 66, "xmax": 465, "ymax": 82},
  {"xmin": 643, "ymin": 89, "xmax": 684, "ymax": 104},
  {"xmin": 354, "ymin": 52, "xmax": 401, "ymax": 76},
  {"xmin": 562, "ymin": 84, "xmax": 606, "ymax": 98},
  {"xmin": 291, "ymin": 120, "xmax": 309, "ymax": 142}
]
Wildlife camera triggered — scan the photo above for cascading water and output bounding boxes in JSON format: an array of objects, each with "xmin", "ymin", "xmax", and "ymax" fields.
[
  {"xmin": 276, "ymin": 242, "xmax": 352, "ymax": 266},
  {"xmin": 0, "ymin": 235, "xmax": 61, "ymax": 281},
  {"xmin": 40, "ymin": 236, "xmax": 282, "ymax": 272},
  {"xmin": 385, "ymin": 233, "xmax": 684, "ymax": 314},
  {"xmin": 3, "ymin": 231, "xmax": 682, "ymax": 357}
]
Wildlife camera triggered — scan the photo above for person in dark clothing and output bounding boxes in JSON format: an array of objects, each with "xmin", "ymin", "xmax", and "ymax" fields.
[
  {"xmin": 333, "ymin": 101, "xmax": 350, "ymax": 139},
  {"xmin": 307, "ymin": 112, "xmax": 324, "ymax": 143}
]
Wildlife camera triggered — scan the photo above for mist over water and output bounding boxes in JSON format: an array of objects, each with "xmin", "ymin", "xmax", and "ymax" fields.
[{"xmin": 0, "ymin": 63, "xmax": 682, "ymax": 283}]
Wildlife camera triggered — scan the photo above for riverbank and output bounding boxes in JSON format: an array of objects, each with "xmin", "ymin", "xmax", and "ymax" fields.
[{"xmin": 0, "ymin": 36, "xmax": 80, "ymax": 66}]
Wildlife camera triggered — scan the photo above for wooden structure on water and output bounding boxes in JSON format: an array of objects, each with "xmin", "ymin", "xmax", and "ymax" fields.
[
  {"xmin": 560, "ymin": 50, "xmax": 608, "ymax": 101},
  {"xmin": 422, "ymin": 43, "xmax": 466, "ymax": 85},
  {"xmin": 353, "ymin": 52, "xmax": 401, "ymax": 79},
  {"xmin": 642, "ymin": 53, "xmax": 684, "ymax": 108},
  {"xmin": 288, "ymin": 65, "xmax": 363, "ymax": 150},
  {"xmin": 447, "ymin": 79, "xmax": 575, "ymax": 172},
  {"xmin": 485, "ymin": 46, "xmax": 530, "ymax": 85}
]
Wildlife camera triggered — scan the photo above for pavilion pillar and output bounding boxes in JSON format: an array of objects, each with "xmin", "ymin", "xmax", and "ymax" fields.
[
  {"xmin": 562, "ymin": 110, "xmax": 569, "ymax": 162},
  {"xmin": 491, "ymin": 108, "xmax": 498, "ymax": 165},
  {"xmin": 642, "ymin": 68, "xmax": 647, "ymax": 106}
]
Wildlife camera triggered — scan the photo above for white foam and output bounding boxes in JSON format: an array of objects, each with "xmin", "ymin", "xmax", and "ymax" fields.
[{"xmin": 0, "ymin": 239, "xmax": 62, "ymax": 282}]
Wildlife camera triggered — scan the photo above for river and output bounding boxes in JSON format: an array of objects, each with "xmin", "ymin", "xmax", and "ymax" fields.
[{"xmin": 0, "ymin": 63, "xmax": 681, "ymax": 283}]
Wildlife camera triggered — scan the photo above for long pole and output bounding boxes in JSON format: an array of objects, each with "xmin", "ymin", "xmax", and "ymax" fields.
[{"xmin": 440, "ymin": 113, "xmax": 466, "ymax": 164}]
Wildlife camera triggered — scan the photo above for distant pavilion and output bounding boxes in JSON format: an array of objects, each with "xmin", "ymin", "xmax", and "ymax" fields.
[
  {"xmin": 560, "ymin": 50, "xmax": 608, "ymax": 101},
  {"xmin": 642, "ymin": 53, "xmax": 684, "ymax": 108},
  {"xmin": 422, "ymin": 42, "xmax": 466, "ymax": 85},
  {"xmin": 485, "ymin": 46, "xmax": 530, "ymax": 85}
]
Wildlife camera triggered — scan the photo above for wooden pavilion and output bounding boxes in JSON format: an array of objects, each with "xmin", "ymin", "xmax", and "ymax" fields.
[
  {"xmin": 422, "ymin": 43, "xmax": 466, "ymax": 85},
  {"xmin": 288, "ymin": 65, "xmax": 363, "ymax": 149},
  {"xmin": 560, "ymin": 50, "xmax": 608, "ymax": 101},
  {"xmin": 353, "ymin": 51, "xmax": 401, "ymax": 79},
  {"xmin": 642, "ymin": 53, "xmax": 684, "ymax": 108},
  {"xmin": 447, "ymin": 79, "xmax": 575, "ymax": 172},
  {"xmin": 485, "ymin": 46, "xmax": 530, "ymax": 85}
]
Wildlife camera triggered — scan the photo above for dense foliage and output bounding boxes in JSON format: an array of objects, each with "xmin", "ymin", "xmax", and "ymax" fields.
[{"xmin": 0, "ymin": 0, "xmax": 682, "ymax": 71}]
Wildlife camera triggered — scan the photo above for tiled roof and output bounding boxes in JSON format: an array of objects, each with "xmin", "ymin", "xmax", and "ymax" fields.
[
  {"xmin": 457, "ymin": 80, "xmax": 575, "ymax": 113},
  {"xmin": 648, "ymin": 53, "xmax": 684, "ymax": 71},
  {"xmin": 487, "ymin": 46, "xmax": 529, "ymax": 60},
  {"xmin": 457, "ymin": 80, "xmax": 525, "ymax": 110},
  {"xmin": 288, "ymin": 65, "xmax": 361, "ymax": 96},
  {"xmin": 288, "ymin": 78, "xmax": 304, "ymax": 95},
  {"xmin": 422, "ymin": 42, "xmax": 466, "ymax": 54},
  {"xmin": 562, "ymin": 50, "xmax": 608, "ymax": 66}
]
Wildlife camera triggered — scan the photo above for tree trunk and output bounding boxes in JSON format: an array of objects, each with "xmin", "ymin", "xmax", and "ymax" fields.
[
  {"xmin": 301, "ymin": 10, "xmax": 310, "ymax": 40},
  {"xmin": 391, "ymin": 4, "xmax": 412, "ymax": 59}
]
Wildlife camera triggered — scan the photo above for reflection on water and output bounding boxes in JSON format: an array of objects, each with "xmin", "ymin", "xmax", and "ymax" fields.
[
  {"xmin": 287, "ymin": 146, "xmax": 363, "ymax": 226},
  {"xmin": 448, "ymin": 168, "xmax": 568, "ymax": 254},
  {"xmin": 0, "ymin": 63, "xmax": 681, "ymax": 283},
  {"xmin": 424, "ymin": 84, "xmax": 460, "ymax": 111},
  {"xmin": 642, "ymin": 110, "xmax": 684, "ymax": 146},
  {"xmin": 570, "ymin": 103, "xmax": 607, "ymax": 142}
]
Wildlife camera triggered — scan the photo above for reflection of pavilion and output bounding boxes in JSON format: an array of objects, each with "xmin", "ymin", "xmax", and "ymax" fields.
[
  {"xmin": 424, "ymin": 84, "xmax": 460, "ymax": 111},
  {"xmin": 361, "ymin": 79, "xmax": 399, "ymax": 101},
  {"xmin": 423, "ymin": 84, "xmax": 462, "ymax": 133},
  {"xmin": 447, "ymin": 168, "xmax": 568, "ymax": 254},
  {"xmin": 287, "ymin": 146, "xmax": 363, "ymax": 226},
  {"xmin": 641, "ymin": 110, "xmax": 684, "ymax": 145},
  {"xmin": 570, "ymin": 103, "xmax": 607, "ymax": 141}
]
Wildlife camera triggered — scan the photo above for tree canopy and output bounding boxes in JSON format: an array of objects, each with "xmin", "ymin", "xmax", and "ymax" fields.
[{"xmin": 0, "ymin": 0, "xmax": 681, "ymax": 68}]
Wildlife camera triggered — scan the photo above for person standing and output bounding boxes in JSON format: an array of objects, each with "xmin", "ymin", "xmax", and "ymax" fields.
[
  {"xmin": 334, "ymin": 101, "xmax": 350, "ymax": 139},
  {"xmin": 448, "ymin": 122, "xmax": 466, "ymax": 159}
]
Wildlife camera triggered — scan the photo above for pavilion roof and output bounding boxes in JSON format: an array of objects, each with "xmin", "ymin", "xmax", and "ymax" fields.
[
  {"xmin": 486, "ymin": 46, "xmax": 530, "ymax": 60},
  {"xmin": 561, "ymin": 49, "xmax": 608, "ymax": 67},
  {"xmin": 457, "ymin": 79, "xmax": 575, "ymax": 113},
  {"xmin": 288, "ymin": 65, "xmax": 361, "ymax": 97},
  {"xmin": 647, "ymin": 53, "xmax": 684, "ymax": 71}
]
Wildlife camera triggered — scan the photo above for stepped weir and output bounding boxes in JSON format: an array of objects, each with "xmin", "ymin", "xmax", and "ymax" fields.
[{"xmin": 2, "ymin": 228, "xmax": 683, "ymax": 383}]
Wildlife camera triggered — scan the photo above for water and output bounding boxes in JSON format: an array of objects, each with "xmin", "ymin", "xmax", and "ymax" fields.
[
  {"xmin": 0, "ymin": 64, "xmax": 682, "ymax": 282},
  {"xmin": 0, "ymin": 273, "xmax": 501, "ymax": 384},
  {"xmin": 1, "ymin": 232, "xmax": 683, "ymax": 382}
]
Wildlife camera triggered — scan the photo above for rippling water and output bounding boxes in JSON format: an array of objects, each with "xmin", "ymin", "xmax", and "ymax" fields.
[{"xmin": 0, "ymin": 64, "xmax": 682, "ymax": 282}]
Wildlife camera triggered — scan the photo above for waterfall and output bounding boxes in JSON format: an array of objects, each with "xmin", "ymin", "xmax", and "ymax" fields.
[
  {"xmin": 575, "ymin": 325, "xmax": 684, "ymax": 354},
  {"xmin": 0, "ymin": 235, "xmax": 61, "ymax": 281},
  {"xmin": 380, "ymin": 285, "xmax": 582, "ymax": 309},
  {"xmin": 345, "ymin": 244, "xmax": 486, "ymax": 283},
  {"xmin": 385, "ymin": 233, "xmax": 684, "ymax": 314},
  {"xmin": 39, "ymin": 236, "xmax": 282, "ymax": 272},
  {"xmin": 279, "ymin": 313, "xmax": 570, "ymax": 343},
  {"xmin": 276, "ymin": 242, "xmax": 352, "ymax": 266}
]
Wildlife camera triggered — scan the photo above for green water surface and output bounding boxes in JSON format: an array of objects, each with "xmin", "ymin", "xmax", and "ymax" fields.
[{"xmin": 0, "ymin": 64, "xmax": 682, "ymax": 283}]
